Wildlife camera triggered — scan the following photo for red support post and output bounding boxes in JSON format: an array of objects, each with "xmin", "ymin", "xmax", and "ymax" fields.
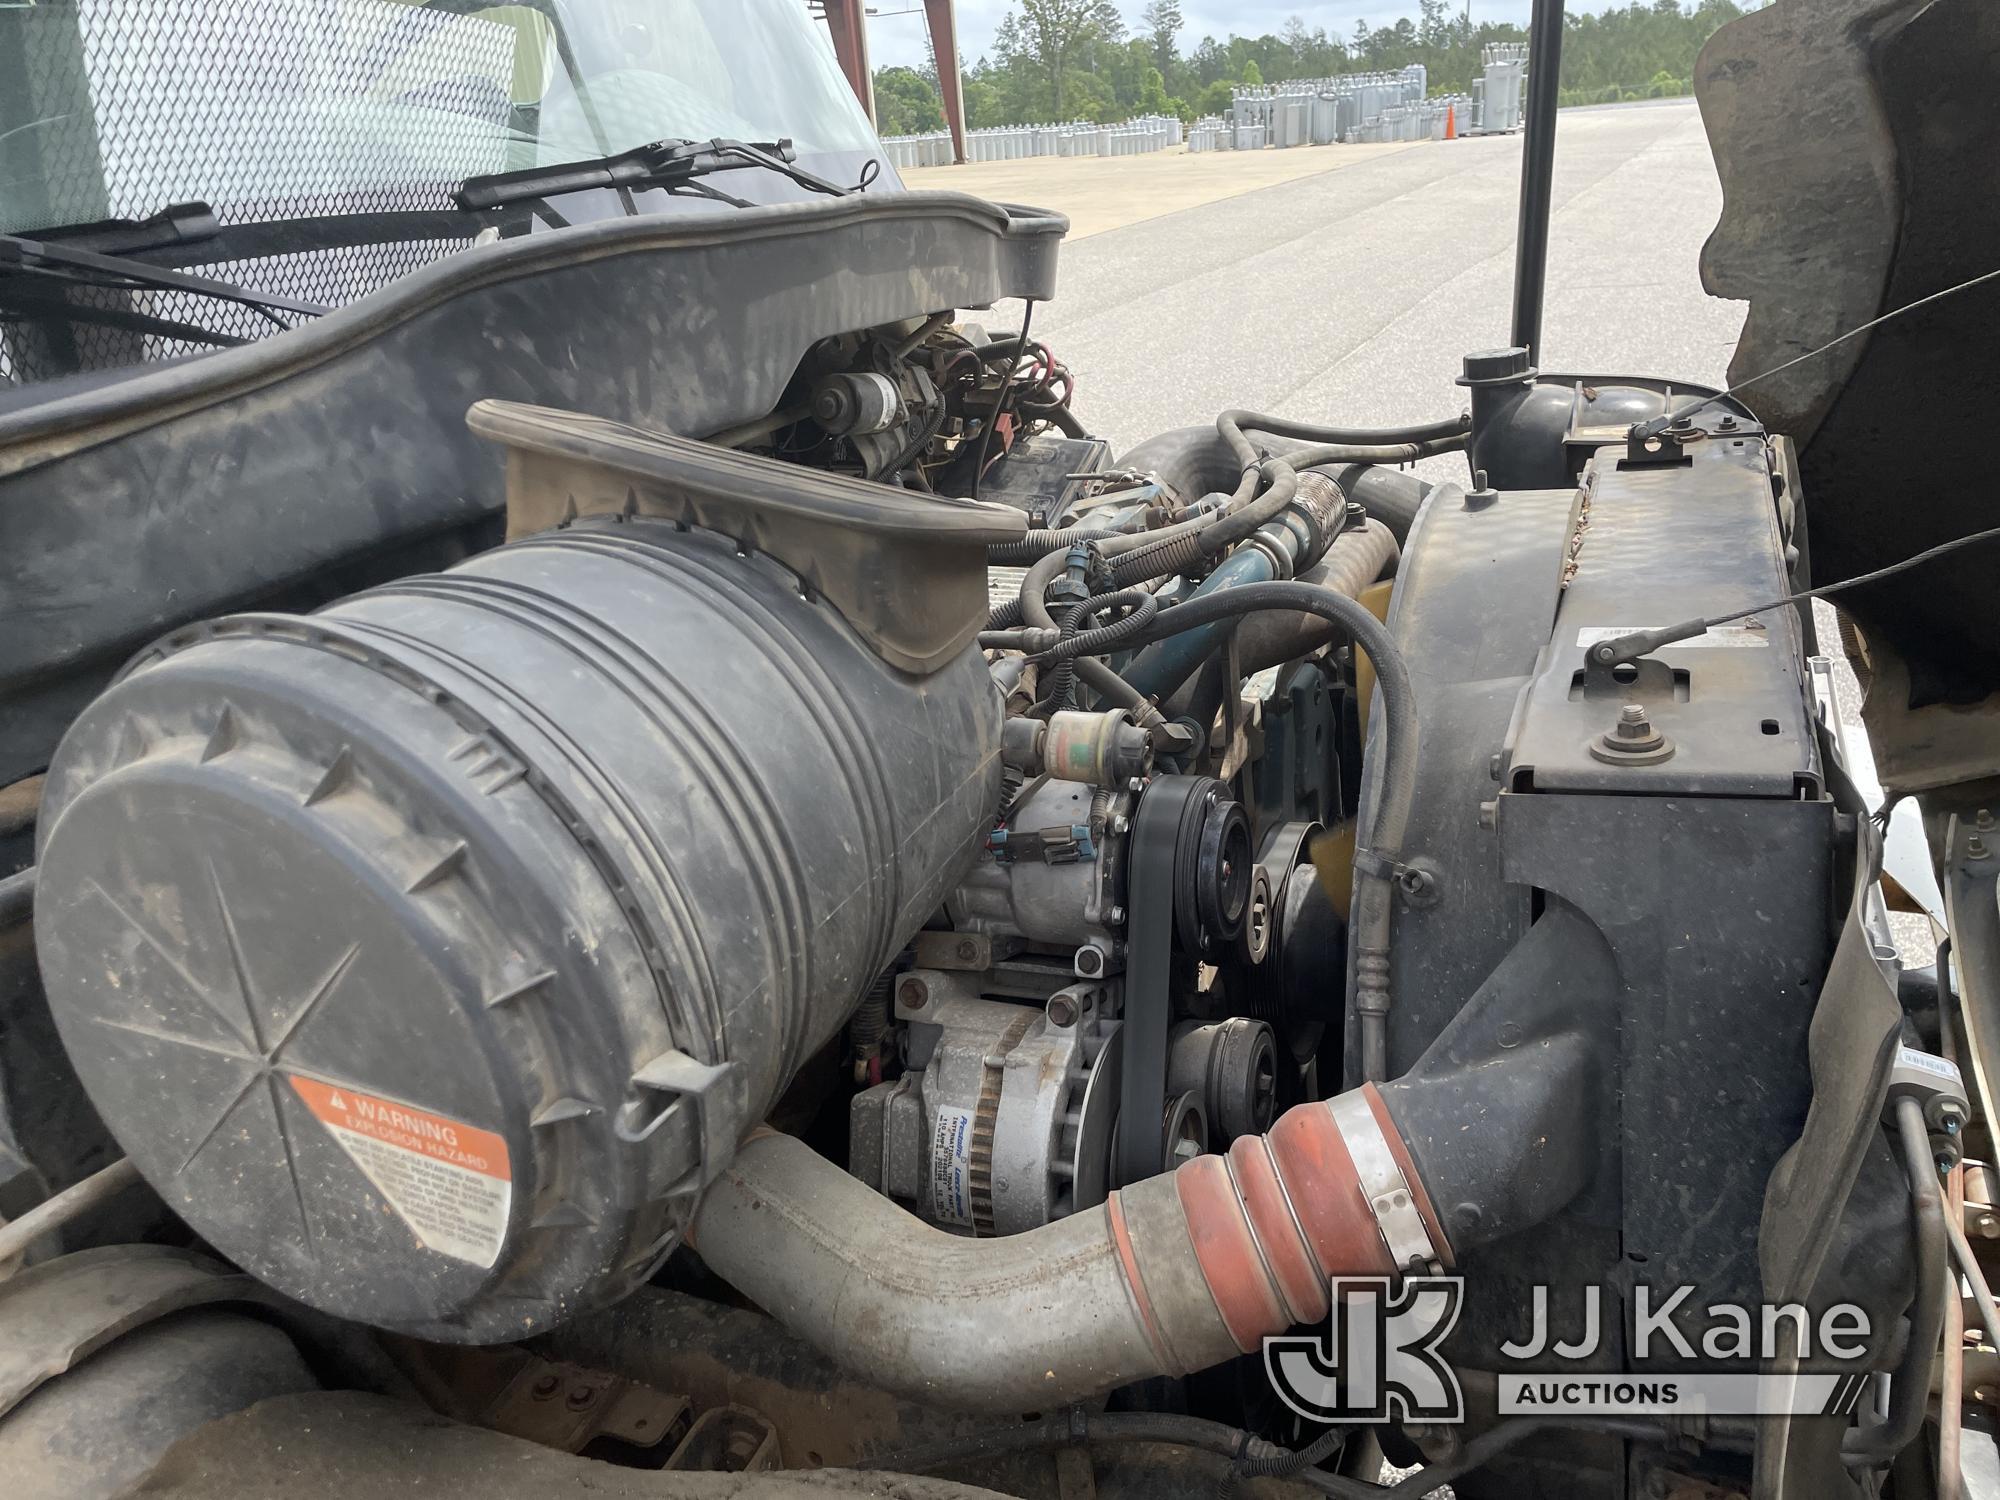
[
  {"xmin": 821, "ymin": 0, "xmax": 875, "ymax": 126},
  {"xmin": 923, "ymin": 0, "xmax": 968, "ymax": 164}
]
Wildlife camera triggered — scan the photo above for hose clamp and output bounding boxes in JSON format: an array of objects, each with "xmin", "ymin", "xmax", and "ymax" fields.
[
  {"xmin": 1329, "ymin": 1091, "xmax": 1439, "ymax": 1276},
  {"xmin": 1241, "ymin": 533, "xmax": 1293, "ymax": 580}
]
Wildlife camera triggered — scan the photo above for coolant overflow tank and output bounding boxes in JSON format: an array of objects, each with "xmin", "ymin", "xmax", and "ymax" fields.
[{"xmin": 32, "ymin": 406, "xmax": 1021, "ymax": 1341}]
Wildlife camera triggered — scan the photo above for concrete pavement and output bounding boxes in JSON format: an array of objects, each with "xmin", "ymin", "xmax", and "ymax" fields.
[
  {"xmin": 950, "ymin": 98, "xmax": 1743, "ymax": 459},
  {"xmin": 903, "ymin": 140, "xmax": 1423, "ymax": 241}
]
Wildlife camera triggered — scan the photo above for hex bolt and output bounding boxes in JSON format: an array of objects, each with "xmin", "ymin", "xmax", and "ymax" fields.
[
  {"xmin": 1073, "ymin": 946, "xmax": 1104, "ymax": 979},
  {"xmin": 956, "ymin": 938, "xmax": 979, "ymax": 962},
  {"xmin": 1107, "ymin": 905, "xmax": 1126, "ymax": 926},
  {"xmin": 1978, "ymin": 808, "xmax": 1995, "ymax": 832},
  {"xmin": 1047, "ymin": 993, "xmax": 1080, "ymax": 1027},
  {"xmin": 900, "ymin": 976, "xmax": 930, "ymax": 1011},
  {"xmin": 532, "ymin": 1375, "xmax": 562, "ymax": 1400},
  {"xmin": 1972, "ymin": 833, "xmax": 1992, "ymax": 862}
]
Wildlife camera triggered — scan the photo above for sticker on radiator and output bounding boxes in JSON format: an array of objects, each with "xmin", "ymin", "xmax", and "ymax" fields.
[
  {"xmin": 289, "ymin": 1076, "xmax": 511, "ymax": 1267},
  {"xmin": 1575, "ymin": 624, "xmax": 1769, "ymax": 649},
  {"xmin": 929, "ymin": 1104, "xmax": 974, "ymax": 1227}
]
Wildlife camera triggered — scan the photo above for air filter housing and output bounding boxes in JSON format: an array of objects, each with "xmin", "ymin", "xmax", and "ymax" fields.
[{"xmin": 31, "ymin": 406, "xmax": 1021, "ymax": 1340}]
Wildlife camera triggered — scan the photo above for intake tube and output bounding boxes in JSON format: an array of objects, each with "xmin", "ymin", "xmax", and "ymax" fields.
[
  {"xmin": 691, "ymin": 1069, "xmax": 1564, "ymax": 1413},
  {"xmin": 691, "ymin": 906, "xmax": 1613, "ymax": 1414}
]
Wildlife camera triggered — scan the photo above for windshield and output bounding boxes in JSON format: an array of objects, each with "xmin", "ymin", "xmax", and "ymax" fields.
[
  {"xmin": 0, "ymin": 0, "xmax": 881, "ymax": 236},
  {"xmin": 0, "ymin": 0, "xmax": 887, "ymax": 388}
]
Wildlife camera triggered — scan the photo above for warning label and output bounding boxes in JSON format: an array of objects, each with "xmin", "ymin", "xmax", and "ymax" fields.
[
  {"xmin": 929, "ymin": 1105, "xmax": 974, "ymax": 1227},
  {"xmin": 289, "ymin": 1076, "xmax": 511, "ymax": 1268}
]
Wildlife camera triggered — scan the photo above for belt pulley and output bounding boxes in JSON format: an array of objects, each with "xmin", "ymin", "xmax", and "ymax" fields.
[{"xmin": 1115, "ymin": 774, "xmax": 1253, "ymax": 1187}]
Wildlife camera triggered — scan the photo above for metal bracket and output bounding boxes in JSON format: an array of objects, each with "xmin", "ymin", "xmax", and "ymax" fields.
[{"xmin": 619, "ymin": 1050, "xmax": 744, "ymax": 1196}]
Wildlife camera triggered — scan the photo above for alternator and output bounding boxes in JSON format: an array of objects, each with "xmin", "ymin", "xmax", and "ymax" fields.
[{"xmin": 848, "ymin": 969, "xmax": 1123, "ymax": 1234}]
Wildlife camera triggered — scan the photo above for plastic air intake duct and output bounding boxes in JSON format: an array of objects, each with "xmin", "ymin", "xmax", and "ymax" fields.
[{"xmin": 30, "ymin": 406, "xmax": 1024, "ymax": 1342}]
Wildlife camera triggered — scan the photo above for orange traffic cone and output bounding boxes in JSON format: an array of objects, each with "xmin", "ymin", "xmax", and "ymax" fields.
[{"xmin": 1445, "ymin": 103, "xmax": 1457, "ymax": 140}]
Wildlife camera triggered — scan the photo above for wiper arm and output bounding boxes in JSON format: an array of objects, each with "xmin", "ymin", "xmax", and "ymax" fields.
[
  {"xmin": 453, "ymin": 136, "xmax": 849, "ymax": 213},
  {"xmin": 0, "ymin": 228, "xmax": 330, "ymax": 323}
]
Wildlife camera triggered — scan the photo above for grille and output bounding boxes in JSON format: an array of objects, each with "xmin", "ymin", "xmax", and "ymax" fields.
[{"xmin": 2, "ymin": 0, "xmax": 521, "ymax": 387}]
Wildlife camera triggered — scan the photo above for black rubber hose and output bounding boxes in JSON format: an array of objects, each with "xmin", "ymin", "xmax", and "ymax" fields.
[
  {"xmin": 1267, "ymin": 434, "xmax": 1466, "ymax": 471},
  {"xmin": 1842, "ymin": 1097, "xmax": 1947, "ymax": 1466},
  {"xmin": 1175, "ymin": 522, "xmax": 1402, "ymax": 732},
  {"xmin": 989, "ymin": 525, "xmax": 1127, "ymax": 566},
  {"xmin": 1044, "ymin": 588, "xmax": 1160, "ymax": 661},
  {"xmin": 1042, "ymin": 588, "xmax": 1160, "ymax": 711},
  {"xmin": 1218, "ymin": 409, "xmax": 1468, "ymax": 472},
  {"xmin": 986, "ymin": 596, "xmax": 1025, "ymax": 631},
  {"xmin": 1023, "ymin": 401, "xmax": 1089, "ymax": 439},
  {"xmin": 1115, "ymin": 426, "xmax": 1436, "ymax": 542},
  {"xmin": 1223, "ymin": 408, "xmax": 1470, "ymax": 451},
  {"xmin": 1085, "ymin": 579, "xmax": 1418, "ymax": 1079},
  {"xmin": 1108, "ymin": 525, "xmax": 1209, "ymax": 587},
  {"xmin": 1015, "ymin": 547, "xmax": 1165, "ymax": 728},
  {"xmin": 1041, "ymin": 596, "xmax": 1093, "ymax": 711},
  {"xmin": 1103, "ymin": 460, "xmax": 1300, "ymax": 588}
]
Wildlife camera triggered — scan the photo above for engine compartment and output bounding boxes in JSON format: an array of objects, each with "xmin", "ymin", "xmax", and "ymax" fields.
[
  {"xmin": 14, "ymin": 42, "xmax": 2000, "ymax": 1491},
  {"xmin": 3, "ymin": 275, "xmax": 1947, "ymax": 1500}
]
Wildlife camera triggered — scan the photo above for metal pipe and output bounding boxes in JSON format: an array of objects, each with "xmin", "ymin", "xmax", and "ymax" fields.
[
  {"xmin": 1947, "ymin": 1205, "xmax": 2000, "ymax": 1354},
  {"xmin": 693, "ymin": 980, "xmax": 1600, "ymax": 1413},
  {"xmin": 1842, "ymin": 1098, "xmax": 1948, "ymax": 1464},
  {"xmin": 693, "ymin": 1080, "xmax": 1463, "ymax": 1413},
  {"xmin": 1509, "ymin": 0, "xmax": 1566, "ymax": 361},
  {"xmin": 0, "ymin": 1156, "xmax": 142, "ymax": 1269}
]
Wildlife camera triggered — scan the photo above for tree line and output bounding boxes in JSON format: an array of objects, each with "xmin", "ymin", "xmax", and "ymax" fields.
[{"xmin": 869, "ymin": 0, "xmax": 1758, "ymax": 137}]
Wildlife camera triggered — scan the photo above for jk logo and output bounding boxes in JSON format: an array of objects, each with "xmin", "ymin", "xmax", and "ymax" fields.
[{"xmin": 1264, "ymin": 1276, "xmax": 1465, "ymax": 1423}]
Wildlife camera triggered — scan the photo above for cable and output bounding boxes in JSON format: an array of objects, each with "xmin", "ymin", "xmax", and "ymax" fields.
[
  {"xmin": 1635, "ymin": 262, "xmax": 2000, "ymax": 440},
  {"xmin": 1587, "ymin": 524, "xmax": 2000, "ymax": 668},
  {"xmin": 968, "ymin": 300, "xmax": 1036, "ymax": 500}
]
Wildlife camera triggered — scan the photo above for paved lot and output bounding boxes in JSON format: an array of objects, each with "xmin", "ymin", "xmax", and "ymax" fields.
[
  {"xmin": 924, "ymin": 98, "xmax": 1743, "ymax": 458},
  {"xmin": 904, "ymin": 139, "xmax": 1423, "ymax": 241}
]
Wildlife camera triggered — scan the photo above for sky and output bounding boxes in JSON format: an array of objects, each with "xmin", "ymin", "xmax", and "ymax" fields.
[{"xmin": 862, "ymin": 1, "xmax": 1616, "ymax": 70}]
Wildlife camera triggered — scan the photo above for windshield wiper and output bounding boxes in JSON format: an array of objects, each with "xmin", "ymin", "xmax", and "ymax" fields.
[
  {"xmin": 453, "ymin": 136, "xmax": 850, "ymax": 213},
  {"xmin": 0, "ymin": 227, "xmax": 330, "ymax": 326}
]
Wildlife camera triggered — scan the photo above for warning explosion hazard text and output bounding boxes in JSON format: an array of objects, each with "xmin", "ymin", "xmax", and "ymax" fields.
[{"xmin": 289, "ymin": 1075, "xmax": 512, "ymax": 1268}]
